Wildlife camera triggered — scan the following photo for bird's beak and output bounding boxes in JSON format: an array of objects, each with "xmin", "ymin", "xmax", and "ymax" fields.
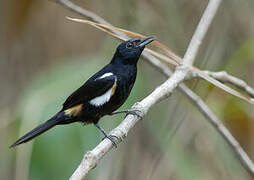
[{"xmin": 138, "ymin": 36, "xmax": 154, "ymax": 48}]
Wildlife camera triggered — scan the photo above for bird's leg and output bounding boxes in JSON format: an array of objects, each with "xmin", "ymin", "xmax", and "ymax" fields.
[
  {"xmin": 110, "ymin": 109, "xmax": 142, "ymax": 118},
  {"xmin": 94, "ymin": 123, "xmax": 118, "ymax": 148}
]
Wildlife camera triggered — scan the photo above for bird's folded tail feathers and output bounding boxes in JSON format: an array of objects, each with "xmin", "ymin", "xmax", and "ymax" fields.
[{"xmin": 10, "ymin": 112, "xmax": 65, "ymax": 148}]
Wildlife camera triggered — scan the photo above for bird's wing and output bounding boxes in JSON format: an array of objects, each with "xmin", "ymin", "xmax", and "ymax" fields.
[{"xmin": 62, "ymin": 74, "xmax": 116, "ymax": 110}]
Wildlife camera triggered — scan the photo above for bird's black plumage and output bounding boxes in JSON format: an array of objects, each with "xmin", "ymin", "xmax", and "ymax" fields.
[{"xmin": 10, "ymin": 36, "xmax": 154, "ymax": 148}]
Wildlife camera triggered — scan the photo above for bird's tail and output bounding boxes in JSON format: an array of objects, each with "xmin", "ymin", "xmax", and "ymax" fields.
[{"xmin": 10, "ymin": 112, "xmax": 65, "ymax": 148}]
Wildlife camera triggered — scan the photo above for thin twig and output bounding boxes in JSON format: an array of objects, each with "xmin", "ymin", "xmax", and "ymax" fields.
[
  {"xmin": 54, "ymin": 0, "xmax": 254, "ymax": 179},
  {"xmin": 203, "ymin": 70, "xmax": 254, "ymax": 98},
  {"xmin": 58, "ymin": 0, "xmax": 128, "ymax": 38}
]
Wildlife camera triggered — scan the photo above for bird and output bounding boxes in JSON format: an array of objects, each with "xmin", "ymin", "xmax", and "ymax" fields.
[{"xmin": 10, "ymin": 36, "xmax": 154, "ymax": 148}]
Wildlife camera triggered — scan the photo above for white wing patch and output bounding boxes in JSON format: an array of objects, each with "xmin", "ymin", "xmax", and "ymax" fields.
[
  {"xmin": 89, "ymin": 75, "xmax": 117, "ymax": 107},
  {"xmin": 89, "ymin": 87, "xmax": 113, "ymax": 106},
  {"xmin": 97, "ymin": 72, "xmax": 113, "ymax": 80}
]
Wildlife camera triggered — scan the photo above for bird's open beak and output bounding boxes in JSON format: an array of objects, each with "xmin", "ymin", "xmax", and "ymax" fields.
[{"xmin": 138, "ymin": 36, "xmax": 154, "ymax": 48}]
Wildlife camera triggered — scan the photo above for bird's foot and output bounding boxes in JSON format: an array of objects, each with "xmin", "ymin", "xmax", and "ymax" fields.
[
  {"xmin": 125, "ymin": 109, "xmax": 142, "ymax": 118},
  {"xmin": 102, "ymin": 134, "xmax": 119, "ymax": 148},
  {"xmin": 94, "ymin": 123, "xmax": 118, "ymax": 148},
  {"xmin": 110, "ymin": 109, "xmax": 142, "ymax": 119}
]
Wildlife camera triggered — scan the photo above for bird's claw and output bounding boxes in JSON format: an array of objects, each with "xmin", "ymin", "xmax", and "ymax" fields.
[
  {"xmin": 102, "ymin": 134, "xmax": 119, "ymax": 148},
  {"xmin": 124, "ymin": 109, "xmax": 142, "ymax": 119},
  {"xmin": 110, "ymin": 109, "xmax": 142, "ymax": 119}
]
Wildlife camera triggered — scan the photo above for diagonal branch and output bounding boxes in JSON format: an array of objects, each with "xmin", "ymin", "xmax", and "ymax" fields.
[
  {"xmin": 183, "ymin": 0, "xmax": 221, "ymax": 66},
  {"xmin": 69, "ymin": 67, "xmax": 188, "ymax": 180},
  {"xmin": 144, "ymin": 51, "xmax": 254, "ymax": 176},
  {"xmin": 180, "ymin": 83, "xmax": 254, "ymax": 176},
  {"xmin": 58, "ymin": 0, "xmax": 110, "ymax": 25},
  {"xmin": 54, "ymin": 0, "xmax": 254, "ymax": 179}
]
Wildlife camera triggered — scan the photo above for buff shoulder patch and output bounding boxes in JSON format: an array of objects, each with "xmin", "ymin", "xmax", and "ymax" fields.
[
  {"xmin": 111, "ymin": 80, "xmax": 117, "ymax": 95},
  {"xmin": 64, "ymin": 104, "xmax": 83, "ymax": 116}
]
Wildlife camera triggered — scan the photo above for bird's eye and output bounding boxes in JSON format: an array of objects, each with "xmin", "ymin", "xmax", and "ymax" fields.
[{"xmin": 126, "ymin": 42, "xmax": 133, "ymax": 49}]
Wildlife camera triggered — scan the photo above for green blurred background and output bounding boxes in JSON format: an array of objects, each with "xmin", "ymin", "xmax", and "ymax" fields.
[{"xmin": 1, "ymin": 0, "xmax": 254, "ymax": 179}]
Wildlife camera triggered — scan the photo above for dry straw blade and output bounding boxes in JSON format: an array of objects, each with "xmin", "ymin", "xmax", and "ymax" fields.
[
  {"xmin": 66, "ymin": 17, "xmax": 254, "ymax": 104},
  {"xmin": 66, "ymin": 17, "xmax": 179, "ymax": 66}
]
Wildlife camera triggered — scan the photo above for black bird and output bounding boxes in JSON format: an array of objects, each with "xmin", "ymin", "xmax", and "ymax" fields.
[{"xmin": 10, "ymin": 36, "xmax": 154, "ymax": 148}]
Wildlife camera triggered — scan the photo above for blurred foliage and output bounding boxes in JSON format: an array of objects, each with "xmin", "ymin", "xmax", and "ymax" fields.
[{"xmin": 1, "ymin": 0, "xmax": 254, "ymax": 180}]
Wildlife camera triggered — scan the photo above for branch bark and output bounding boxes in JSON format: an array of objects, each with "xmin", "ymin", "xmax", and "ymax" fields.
[{"xmin": 54, "ymin": 0, "xmax": 254, "ymax": 179}]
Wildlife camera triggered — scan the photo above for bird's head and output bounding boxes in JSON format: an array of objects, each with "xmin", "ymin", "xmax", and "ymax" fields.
[{"xmin": 112, "ymin": 36, "xmax": 154, "ymax": 65}]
